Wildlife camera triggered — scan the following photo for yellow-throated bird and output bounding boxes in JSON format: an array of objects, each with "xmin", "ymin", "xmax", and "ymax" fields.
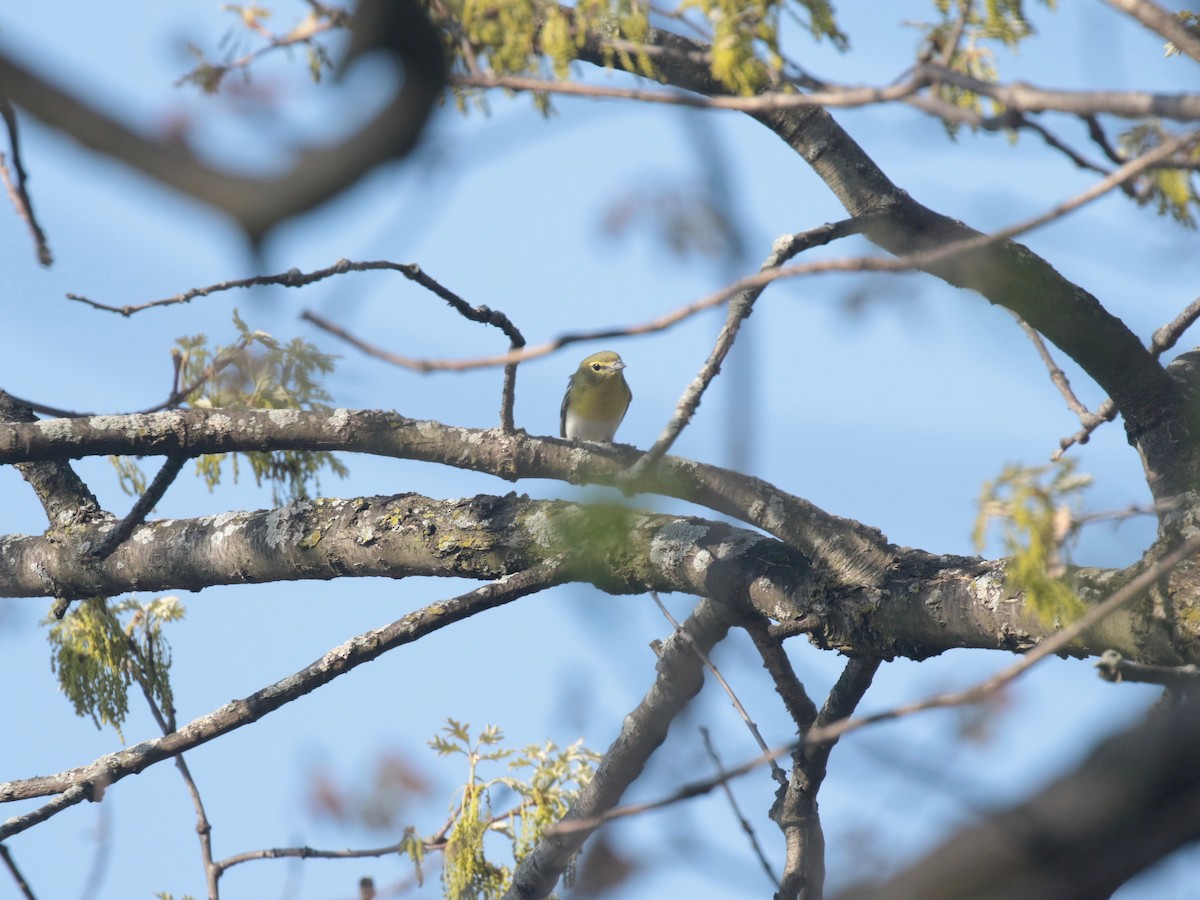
[{"xmin": 560, "ymin": 351, "xmax": 632, "ymax": 442}]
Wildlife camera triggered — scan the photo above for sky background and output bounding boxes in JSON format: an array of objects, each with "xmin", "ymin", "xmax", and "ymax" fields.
[{"xmin": 1, "ymin": 1, "xmax": 1199, "ymax": 898}]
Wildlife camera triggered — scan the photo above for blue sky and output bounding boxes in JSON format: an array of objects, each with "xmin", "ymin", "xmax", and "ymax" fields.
[{"xmin": 2, "ymin": 1, "xmax": 1198, "ymax": 898}]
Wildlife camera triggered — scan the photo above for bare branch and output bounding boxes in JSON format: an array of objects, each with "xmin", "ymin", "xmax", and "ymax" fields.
[
  {"xmin": 0, "ymin": 562, "xmax": 562, "ymax": 834},
  {"xmin": 0, "ymin": 100, "xmax": 52, "ymax": 266},
  {"xmin": 509, "ymin": 598, "xmax": 737, "ymax": 899},
  {"xmin": 1105, "ymin": 0, "xmax": 1200, "ymax": 64},
  {"xmin": 652, "ymin": 593, "xmax": 787, "ymax": 786},
  {"xmin": 699, "ymin": 727, "xmax": 780, "ymax": 891},
  {"xmin": 1094, "ymin": 649, "xmax": 1200, "ymax": 690},
  {"xmin": 0, "ymin": 0, "xmax": 445, "ymax": 241},
  {"xmin": 776, "ymin": 657, "xmax": 881, "ymax": 900},
  {"xmin": 0, "ymin": 843, "xmax": 36, "ymax": 900},
  {"xmin": 635, "ymin": 218, "xmax": 869, "ymax": 467},
  {"xmin": 341, "ymin": 129, "xmax": 1198, "ymax": 375},
  {"xmin": 454, "ymin": 65, "xmax": 1200, "ymax": 121},
  {"xmin": 87, "ymin": 455, "xmax": 185, "ymax": 562},
  {"xmin": 1055, "ymin": 295, "xmax": 1200, "ymax": 459},
  {"xmin": 1010, "ymin": 311, "xmax": 1093, "ymax": 422}
]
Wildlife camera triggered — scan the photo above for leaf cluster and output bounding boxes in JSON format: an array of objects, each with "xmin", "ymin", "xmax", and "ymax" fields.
[
  {"xmin": 431, "ymin": 719, "xmax": 600, "ymax": 898},
  {"xmin": 45, "ymin": 595, "xmax": 185, "ymax": 740},
  {"xmin": 176, "ymin": 310, "xmax": 347, "ymax": 505},
  {"xmin": 1119, "ymin": 122, "xmax": 1200, "ymax": 228},
  {"xmin": 974, "ymin": 459, "xmax": 1090, "ymax": 623},
  {"xmin": 918, "ymin": 0, "xmax": 1055, "ymax": 136}
]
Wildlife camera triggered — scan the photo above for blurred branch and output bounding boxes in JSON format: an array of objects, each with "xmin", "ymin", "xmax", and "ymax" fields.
[
  {"xmin": 1105, "ymin": 0, "xmax": 1200, "ymax": 64},
  {"xmin": 835, "ymin": 693, "xmax": 1200, "ymax": 898},
  {"xmin": 0, "ymin": 99, "xmax": 52, "ymax": 265},
  {"xmin": 0, "ymin": 0, "xmax": 445, "ymax": 242}
]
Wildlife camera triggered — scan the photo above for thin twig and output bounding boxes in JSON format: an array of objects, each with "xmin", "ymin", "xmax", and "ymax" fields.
[
  {"xmin": 634, "ymin": 218, "xmax": 870, "ymax": 468},
  {"xmin": 349, "ymin": 129, "xmax": 1199, "ymax": 375},
  {"xmin": 69, "ymin": 257, "xmax": 528, "ymax": 431},
  {"xmin": 1054, "ymin": 295, "xmax": 1200, "ymax": 459},
  {"xmin": 88, "ymin": 455, "xmax": 186, "ymax": 561},
  {"xmin": 0, "ymin": 99, "xmax": 52, "ymax": 266},
  {"xmin": 699, "ymin": 727, "xmax": 780, "ymax": 890},
  {"xmin": 651, "ymin": 593, "xmax": 787, "ymax": 785},
  {"xmin": 1010, "ymin": 311, "xmax": 1093, "ymax": 421},
  {"xmin": 121, "ymin": 607, "xmax": 221, "ymax": 898},
  {"xmin": 0, "ymin": 843, "xmax": 36, "ymax": 900}
]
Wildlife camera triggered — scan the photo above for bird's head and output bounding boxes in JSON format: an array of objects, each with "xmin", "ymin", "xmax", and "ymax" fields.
[{"xmin": 577, "ymin": 351, "xmax": 627, "ymax": 382}]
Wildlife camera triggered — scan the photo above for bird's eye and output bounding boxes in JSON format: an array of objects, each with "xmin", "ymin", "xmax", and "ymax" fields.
[{"xmin": 591, "ymin": 363, "xmax": 602, "ymax": 371}]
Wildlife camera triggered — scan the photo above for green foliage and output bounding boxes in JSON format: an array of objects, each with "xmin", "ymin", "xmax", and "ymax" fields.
[
  {"xmin": 974, "ymin": 460, "xmax": 1091, "ymax": 623},
  {"xmin": 109, "ymin": 454, "xmax": 148, "ymax": 497},
  {"xmin": 430, "ymin": 719, "xmax": 600, "ymax": 898},
  {"xmin": 1119, "ymin": 123, "xmax": 1200, "ymax": 228},
  {"xmin": 153, "ymin": 893, "xmax": 197, "ymax": 900},
  {"xmin": 180, "ymin": 309, "xmax": 348, "ymax": 505},
  {"xmin": 45, "ymin": 595, "xmax": 185, "ymax": 740},
  {"xmin": 920, "ymin": 0, "xmax": 1054, "ymax": 135}
]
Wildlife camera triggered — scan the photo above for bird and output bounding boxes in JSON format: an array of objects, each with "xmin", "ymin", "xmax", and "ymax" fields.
[{"xmin": 560, "ymin": 350, "xmax": 632, "ymax": 442}]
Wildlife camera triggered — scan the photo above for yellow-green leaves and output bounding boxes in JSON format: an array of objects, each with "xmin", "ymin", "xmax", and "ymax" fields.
[
  {"xmin": 181, "ymin": 310, "xmax": 347, "ymax": 504},
  {"xmin": 46, "ymin": 595, "xmax": 184, "ymax": 741},
  {"xmin": 1164, "ymin": 12, "xmax": 1200, "ymax": 59},
  {"xmin": 975, "ymin": 460, "xmax": 1091, "ymax": 623},
  {"xmin": 431, "ymin": 719, "xmax": 599, "ymax": 897}
]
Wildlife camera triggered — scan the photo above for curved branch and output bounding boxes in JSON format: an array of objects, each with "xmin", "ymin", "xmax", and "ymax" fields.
[{"xmin": 0, "ymin": 0, "xmax": 445, "ymax": 241}]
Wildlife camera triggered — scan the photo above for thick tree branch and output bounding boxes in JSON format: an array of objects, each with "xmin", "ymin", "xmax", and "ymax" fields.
[
  {"xmin": 1, "ymin": 409, "xmax": 1193, "ymax": 663},
  {"xmin": 0, "ymin": 408, "xmax": 900, "ymax": 585}
]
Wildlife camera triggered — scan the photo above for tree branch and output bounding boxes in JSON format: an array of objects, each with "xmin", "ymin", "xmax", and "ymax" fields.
[
  {"xmin": 0, "ymin": 0, "xmax": 445, "ymax": 241},
  {"xmin": 0, "ymin": 562, "xmax": 563, "ymax": 831},
  {"xmin": 505, "ymin": 597, "xmax": 737, "ymax": 899}
]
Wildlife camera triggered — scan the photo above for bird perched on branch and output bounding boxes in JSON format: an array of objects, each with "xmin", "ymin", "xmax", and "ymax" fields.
[{"xmin": 560, "ymin": 351, "xmax": 632, "ymax": 442}]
